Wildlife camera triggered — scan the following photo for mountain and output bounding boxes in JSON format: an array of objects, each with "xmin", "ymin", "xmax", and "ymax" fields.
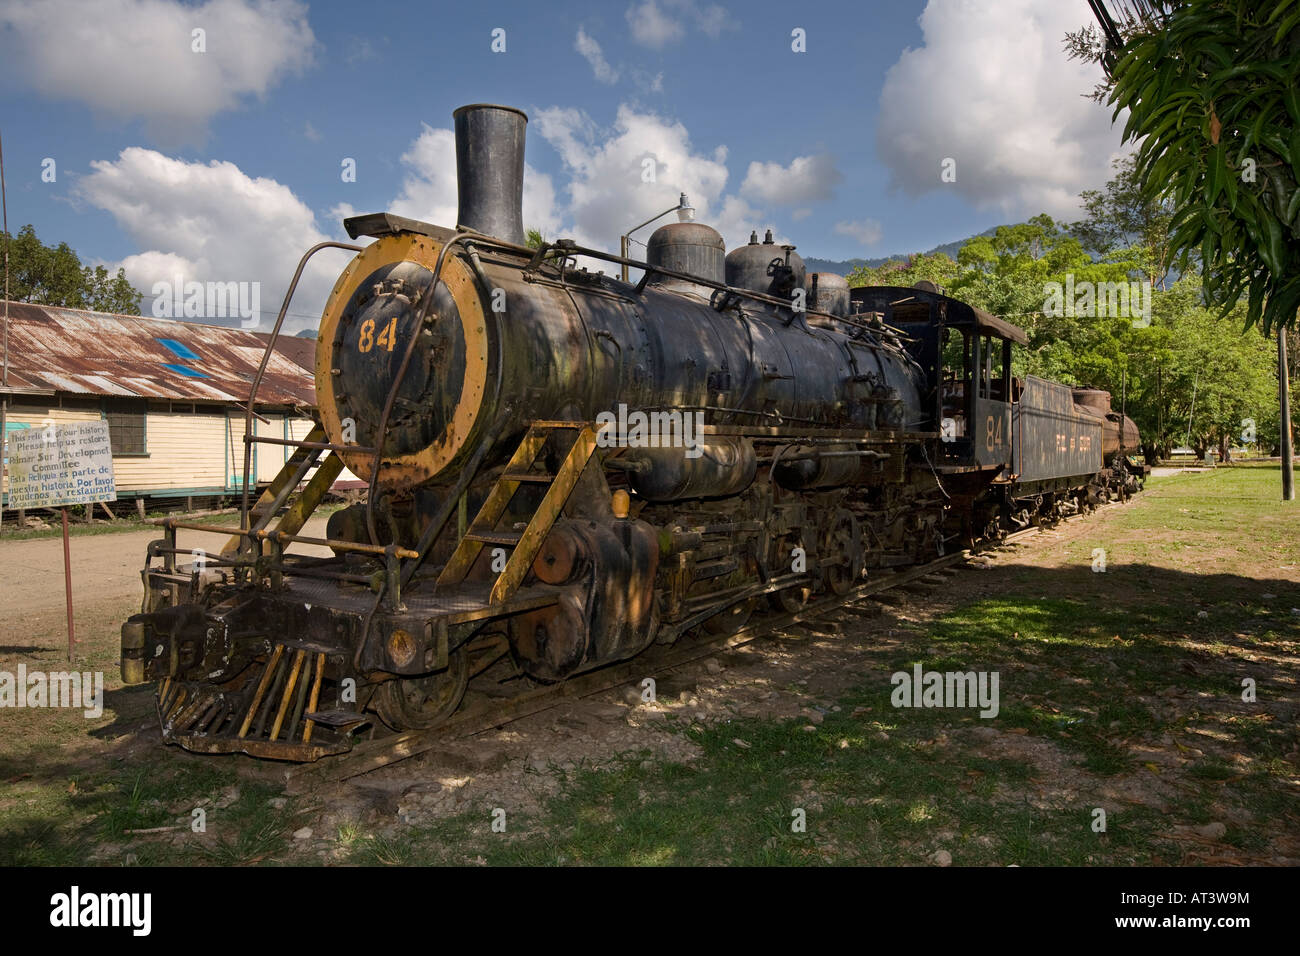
[{"xmin": 804, "ymin": 226, "xmax": 1002, "ymax": 276}]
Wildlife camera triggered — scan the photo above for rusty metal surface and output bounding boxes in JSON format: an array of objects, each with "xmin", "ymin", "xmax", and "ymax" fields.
[
  {"xmin": 257, "ymin": 331, "xmax": 316, "ymax": 372},
  {"xmin": 0, "ymin": 301, "xmax": 316, "ymax": 406}
]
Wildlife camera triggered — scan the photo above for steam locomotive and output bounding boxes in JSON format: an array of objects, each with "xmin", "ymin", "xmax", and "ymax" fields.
[{"xmin": 120, "ymin": 104, "xmax": 1146, "ymax": 761}]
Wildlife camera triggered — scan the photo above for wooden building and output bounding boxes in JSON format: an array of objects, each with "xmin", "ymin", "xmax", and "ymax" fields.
[{"xmin": 0, "ymin": 302, "xmax": 321, "ymax": 514}]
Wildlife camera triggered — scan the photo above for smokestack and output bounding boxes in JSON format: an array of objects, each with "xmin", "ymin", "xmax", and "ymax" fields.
[{"xmin": 453, "ymin": 104, "xmax": 527, "ymax": 245}]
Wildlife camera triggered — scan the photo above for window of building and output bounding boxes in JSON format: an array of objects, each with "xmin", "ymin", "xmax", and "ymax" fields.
[
  {"xmin": 106, "ymin": 400, "xmax": 148, "ymax": 456},
  {"xmin": 157, "ymin": 338, "xmax": 202, "ymax": 361},
  {"xmin": 161, "ymin": 363, "xmax": 209, "ymax": 378}
]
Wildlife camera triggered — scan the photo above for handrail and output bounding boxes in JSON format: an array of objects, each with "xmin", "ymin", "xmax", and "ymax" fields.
[
  {"xmin": 240, "ymin": 241, "xmax": 364, "ymax": 533},
  {"xmin": 151, "ymin": 518, "xmax": 256, "ymax": 536},
  {"xmin": 245, "ymin": 435, "xmax": 378, "ymax": 454},
  {"xmin": 492, "ymin": 233, "xmax": 913, "ymax": 341},
  {"xmin": 255, "ymin": 529, "xmax": 418, "ymax": 559},
  {"xmin": 363, "ymin": 230, "xmax": 472, "ymax": 546}
]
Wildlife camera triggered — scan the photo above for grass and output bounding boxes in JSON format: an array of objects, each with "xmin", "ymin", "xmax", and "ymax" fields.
[
  {"xmin": 1, "ymin": 465, "xmax": 1295, "ymax": 866},
  {"xmin": 343, "ymin": 709, "xmax": 1165, "ymax": 866},
  {"xmin": 339, "ymin": 465, "xmax": 1298, "ymax": 867},
  {"xmin": 0, "ymin": 753, "xmax": 300, "ymax": 867}
]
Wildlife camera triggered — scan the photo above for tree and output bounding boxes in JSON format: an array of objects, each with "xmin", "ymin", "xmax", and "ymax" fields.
[
  {"xmin": 1072, "ymin": 0, "xmax": 1298, "ymax": 494},
  {"xmin": 525, "ymin": 228, "xmax": 546, "ymax": 250},
  {"xmin": 1, "ymin": 224, "xmax": 141, "ymax": 314},
  {"xmin": 1071, "ymin": 1, "xmax": 1300, "ymax": 335},
  {"xmin": 846, "ymin": 252, "xmax": 959, "ymax": 291},
  {"xmin": 842, "ymin": 172, "xmax": 1283, "ymax": 463},
  {"xmin": 1070, "ymin": 154, "xmax": 1176, "ymax": 288}
]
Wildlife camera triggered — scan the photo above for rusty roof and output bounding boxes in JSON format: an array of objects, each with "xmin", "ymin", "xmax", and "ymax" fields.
[
  {"xmin": 257, "ymin": 331, "xmax": 317, "ymax": 373},
  {"xmin": 0, "ymin": 301, "xmax": 317, "ymax": 407}
]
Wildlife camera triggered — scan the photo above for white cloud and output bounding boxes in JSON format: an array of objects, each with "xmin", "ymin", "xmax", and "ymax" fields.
[
  {"xmin": 833, "ymin": 218, "xmax": 884, "ymax": 247},
  {"xmin": 388, "ymin": 127, "xmax": 459, "ymax": 229},
  {"xmin": 626, "ymin": 0, "xmax": 684, "ymax": 48},
  {"xmin": 536, "ymin": 103, "xmax": 769, "ymax": 252},
  {"xmin": 387, "ymin": 123, "xmax": 563, "ymax": 238},
  {"xmin": 77, "ymin": 148, "xmax": 337, "ymax": 332},
  {"xmin": 303, "ymin": 120, "xmax": 322, "ymax": 142},
  {"xmin": 740, "ymin": 154, "xmax": 842, "ymax": 204},
  {"xmin": 690, "ymin": 1, "xmax": 729, "ymax": 38},
  {"xmin": 790, "ymin": 207, "xmax": 812, "ymax": 221},
  {"xmin": 76, "ymin": 103, "xmax": 819, "ymax": 334},
  {"xmin": 0, "ymin": 0, "xmax": 316, "ymax": 145},
  {"xmin": 575, "ymin": 27, "xmax": 619, "ymax": 84},
  {"xmin": 625, "ymin": 0, "xmax": 733, "ymax": 49},
  {"xmin": 875, "ymin": 0, "xmax": 1125, "ymax": 220}
]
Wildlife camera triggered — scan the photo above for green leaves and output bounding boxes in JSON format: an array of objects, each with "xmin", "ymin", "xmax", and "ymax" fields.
[
  {"xmin": 1104, "ymin": 0, "xmax": 1300, "ymax": 333},
  {"xmin": 1205, "ymin": 144, "xmax": 1225, "ymax": 206},
  {"xmin": 0, "ymin": 224, "xmax": 142, "ymax": 314}
]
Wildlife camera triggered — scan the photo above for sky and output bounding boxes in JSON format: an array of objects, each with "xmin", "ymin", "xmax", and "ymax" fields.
[{"xmin": 0, "ymin": 0, "xmax": 1128, "ymax": 332}]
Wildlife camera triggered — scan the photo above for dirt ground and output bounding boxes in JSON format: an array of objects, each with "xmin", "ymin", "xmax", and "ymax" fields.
[
  {"xmin": 270, "ymin": 497, "xmax": 1296, "ymax": 864},
  {"xmin": 0, "ymin": 516, "xmax": 333, "ymax": 650},
  {"xmin": 2, "ymin": 469, "xmax": 1297, "ymax": 866}
]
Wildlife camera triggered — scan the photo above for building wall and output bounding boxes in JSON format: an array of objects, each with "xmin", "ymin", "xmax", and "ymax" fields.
[
  {"xmin": 116, "ymin": 409, "xmax": 226, "ymax": 491},
  {"xmin": 255, "ymin": 413, "xmax": 281, "ymax": 485}
]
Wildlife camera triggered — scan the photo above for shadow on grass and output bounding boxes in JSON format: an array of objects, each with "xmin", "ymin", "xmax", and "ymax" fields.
[{"xmin": 3, "ymin": 557, "xmax": 1296, "ymax": 867}]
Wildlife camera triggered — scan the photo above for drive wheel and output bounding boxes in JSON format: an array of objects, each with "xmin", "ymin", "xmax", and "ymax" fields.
[
  {"xmin": 773, "ymin": 585, "xmax": 811, "ymax": 614},
  {"xmin": 823, "ymin": 510, "xmax": 863, "ymax": 596},
  {"xmin": 373, "ymin": 649, "xmax": 469, "ymax": 731}
]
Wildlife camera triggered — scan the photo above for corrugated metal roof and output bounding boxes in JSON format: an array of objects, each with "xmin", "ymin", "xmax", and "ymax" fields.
[
  {"xmin": 257, "ymin": 333, "xmax": 316, "ymax": 372},
  {"xmin": 0, "ymin": 301, "xmax": 317, "ymax": 407}
]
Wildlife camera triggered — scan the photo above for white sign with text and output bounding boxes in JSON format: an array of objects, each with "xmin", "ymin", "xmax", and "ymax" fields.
[{"xmin": 7, "ymin": 421, "xmax": 117, "ymax": 509}]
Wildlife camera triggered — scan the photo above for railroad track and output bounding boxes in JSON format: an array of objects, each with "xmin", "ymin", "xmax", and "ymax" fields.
[{"xmin": 283, "ymin": 524, "xmax": 1044, "ymax": 792}]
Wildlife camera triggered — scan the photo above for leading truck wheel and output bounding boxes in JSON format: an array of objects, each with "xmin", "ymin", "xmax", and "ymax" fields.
[
  {"xmin": 373, "ymin": 649, "xmax": 470, "ymax": 731},
  {"xmin": 704, "ymin": 598, "xmax": 758, "ymax": 634}
]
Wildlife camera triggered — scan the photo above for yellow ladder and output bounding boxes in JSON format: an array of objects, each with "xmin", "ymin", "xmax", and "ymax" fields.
[
  {"xmin": 222, "ymin": 423, "xmax": 344, "ymax": 557},
  {"xmin": 437, "ymin": 422, "xmax": 598, "ymax": 604}
]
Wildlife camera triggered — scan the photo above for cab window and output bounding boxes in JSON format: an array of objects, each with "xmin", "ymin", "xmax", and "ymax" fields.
[{"xmin": 977, "ymin": 334, "xmax": 1008, "ymax": 402}]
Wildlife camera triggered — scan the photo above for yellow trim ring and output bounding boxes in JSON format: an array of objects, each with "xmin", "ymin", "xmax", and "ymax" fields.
[{"xmin": 315, "ymin": 233, "xmax": 490, "ymax": 489}]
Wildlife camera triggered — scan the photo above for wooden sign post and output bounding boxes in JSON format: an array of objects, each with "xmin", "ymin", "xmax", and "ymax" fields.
[
  {"xmin": 62, "ymin": 506, "xmax": 74, "ymax": 660},
  {"xmin": 7, "ymin": 420, "xmax": 117, "ymax": 661}
]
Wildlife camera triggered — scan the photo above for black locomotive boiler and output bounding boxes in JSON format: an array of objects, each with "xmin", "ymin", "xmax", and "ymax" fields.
[{"xmin": 120, "ymin": 104, "xmax": 1144, "ymax": 760}]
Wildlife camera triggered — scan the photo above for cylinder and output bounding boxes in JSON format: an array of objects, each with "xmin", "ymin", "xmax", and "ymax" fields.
[
  {"xmin": 315, "ymin": 230, "xmax": 926, "ymax": 490},
  {"xmin": 454, "ymin": 104, "xmax": 527, "ymax": 245},
  {"xmin": 532, "ymin": 524, "xmax": 583, "ymax": 585},
  {"xmin": 773, "ymin": 443, "xmax": 872, "ymax": 490}
]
